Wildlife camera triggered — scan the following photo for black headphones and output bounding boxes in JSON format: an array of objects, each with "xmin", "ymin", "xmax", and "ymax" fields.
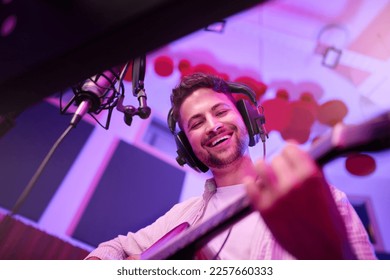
[{"xmin": 167, "ymin": 81, "xmax": 267, "ymax": 173}]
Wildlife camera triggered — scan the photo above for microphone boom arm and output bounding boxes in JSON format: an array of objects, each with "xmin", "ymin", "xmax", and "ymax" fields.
[
  {"xmin": 117, "ymin": 55, "xmax": 151, "ymax": 126},
  {"xmin": 116, "ymin": 88, "xmax": 151, "ymax": 125}
]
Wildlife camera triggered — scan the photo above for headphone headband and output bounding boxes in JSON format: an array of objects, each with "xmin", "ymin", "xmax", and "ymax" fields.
[{"xmin": 227, "ymin": 82, "xmax": 258, "ymax": 105}]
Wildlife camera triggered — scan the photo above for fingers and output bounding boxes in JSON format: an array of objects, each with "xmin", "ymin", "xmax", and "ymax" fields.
[
  {"xmin": 246, "ymin": 143, "xmax": 320, "ymax": 211},
  {"xmin": 244, "ymin": 175, "xmax": 260, "ymax": 207},
  {"xmin": 282, "ymin": 143, "xmax": 316, "ymax": 172},
  {"xmin": 245, "ymin": 160, "xmax": 276, "ymax": 211},
  {"xmin": 276, "ymin": 143, "xmax": 319, "ymax": 189}
]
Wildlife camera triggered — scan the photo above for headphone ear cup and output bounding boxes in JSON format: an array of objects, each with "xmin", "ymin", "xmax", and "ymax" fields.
[
  {"xmin": 227, "ymin": 81, "xmax": 267, "ymax": 146},
  {"xmin": 175, "ymin": 131, "xmax": 209, "ymax": 173},
  {"xmin": 236, "ymin": 99, "xmax": 265, "ymax": 147}
]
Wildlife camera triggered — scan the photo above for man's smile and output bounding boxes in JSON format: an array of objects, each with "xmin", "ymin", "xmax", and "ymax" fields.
[{"xmin": 204, "ymin": 131, "xmax": 234, "ymax": 149}]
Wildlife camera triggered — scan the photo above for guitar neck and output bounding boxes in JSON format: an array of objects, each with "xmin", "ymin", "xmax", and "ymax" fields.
[{"xmin": 142, "ymin": 194, "xmax": 253, "ymax": 260}]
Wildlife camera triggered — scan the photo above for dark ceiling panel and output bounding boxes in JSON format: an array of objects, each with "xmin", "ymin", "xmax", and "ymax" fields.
[{"xmin": 0, "ymin": 0, "xmax": 267, "ymax": 115}]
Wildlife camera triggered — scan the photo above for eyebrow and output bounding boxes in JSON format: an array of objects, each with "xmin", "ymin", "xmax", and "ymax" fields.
[{"xmin": 186, "ymin": 102, "xmax": 231, "ymax": 129}]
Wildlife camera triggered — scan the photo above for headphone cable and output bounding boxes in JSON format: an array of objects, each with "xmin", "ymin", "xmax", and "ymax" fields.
[{"xmin": 211, "ymin": 227, "xmax": 233, "ymax": 260}]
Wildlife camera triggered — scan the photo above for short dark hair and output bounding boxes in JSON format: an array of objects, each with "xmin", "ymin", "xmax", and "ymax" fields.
[{"xmin": 170, "ymin": 72, "xmax": 236, "ymax": 128}]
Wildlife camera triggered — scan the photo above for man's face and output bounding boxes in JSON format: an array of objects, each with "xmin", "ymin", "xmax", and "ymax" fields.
[{"xmin": 180, "ymin": 88, "xmax": 249, "ymax": 169}]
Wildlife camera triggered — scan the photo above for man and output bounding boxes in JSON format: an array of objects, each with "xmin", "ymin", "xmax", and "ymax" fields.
[{"xmin": 86, "ymin": 72, "xmax": 376, "ymax": 260}]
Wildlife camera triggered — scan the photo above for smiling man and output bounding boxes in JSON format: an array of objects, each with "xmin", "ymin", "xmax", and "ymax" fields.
[
  {"xmin": 85, "ymin": 72, "xmax": 376, "ymax": 260},
  {"xmin": 178, "ymin": 88, "xmax": 255, "ymax": 186}
]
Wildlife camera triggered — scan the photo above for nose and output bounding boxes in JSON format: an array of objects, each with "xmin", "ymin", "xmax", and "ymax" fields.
[{"xmin": 205, "ymin": 116, "xmax": 222, "ymax": 134}]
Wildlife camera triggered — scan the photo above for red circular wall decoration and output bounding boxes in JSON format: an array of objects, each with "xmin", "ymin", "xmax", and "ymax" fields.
[
  {"xmin": 154, "ymin": 55, "xmax": 174, "ymax": 77},
  {"xmin": 280, "ymin": 101, "xmax": 316, "ymax": 144},
  {"xmin": 191, "ymin": 64, "xmax": 218, "ymax": 76},
  {"xmin": 262, "ymin": 95, "xmax": 292, "ymax": 132},
  {"xmin": 234, "ymin": 76, "xmax": 267, "ymax": 101},
  {"xmin": 345, "ymin": 153, "xmax": 376, "ymax": 176},
  {"xmin": 178, "ymin": 59, "xmax": 192, "ymax": 76},
  {"xmin": 317, "ymin": 100, "xmax": 348, "ymax": 126}
]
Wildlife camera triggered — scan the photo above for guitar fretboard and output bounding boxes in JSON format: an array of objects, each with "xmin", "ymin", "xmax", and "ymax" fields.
[{"xmin": 142, "ymin": 195, "xmax": 252, "ymax": 260}]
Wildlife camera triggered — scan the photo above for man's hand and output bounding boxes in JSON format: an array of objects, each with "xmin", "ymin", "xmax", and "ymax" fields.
[{"xmin": 245, "ymin": 143, "xmax": 355, "ymax": 259}]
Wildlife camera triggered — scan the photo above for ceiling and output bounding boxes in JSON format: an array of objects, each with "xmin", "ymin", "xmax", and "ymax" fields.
[
  {"xmin": 141, "ymin": 0, "xmax": 390, "ymax": 124},
  {"xmin": 0, "ymin": 0, "xmax": 264, "ymax": 115}
]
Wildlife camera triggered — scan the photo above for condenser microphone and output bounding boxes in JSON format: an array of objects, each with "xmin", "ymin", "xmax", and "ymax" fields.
[{"xmin": 70, "ymin": 65, "xmax": 125, "ymax": 127}]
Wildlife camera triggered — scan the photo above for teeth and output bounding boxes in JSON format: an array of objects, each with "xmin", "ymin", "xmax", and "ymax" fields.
[{"xmin": 212, "ymin": 135, "xmax": 230, "ymax": 147}]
